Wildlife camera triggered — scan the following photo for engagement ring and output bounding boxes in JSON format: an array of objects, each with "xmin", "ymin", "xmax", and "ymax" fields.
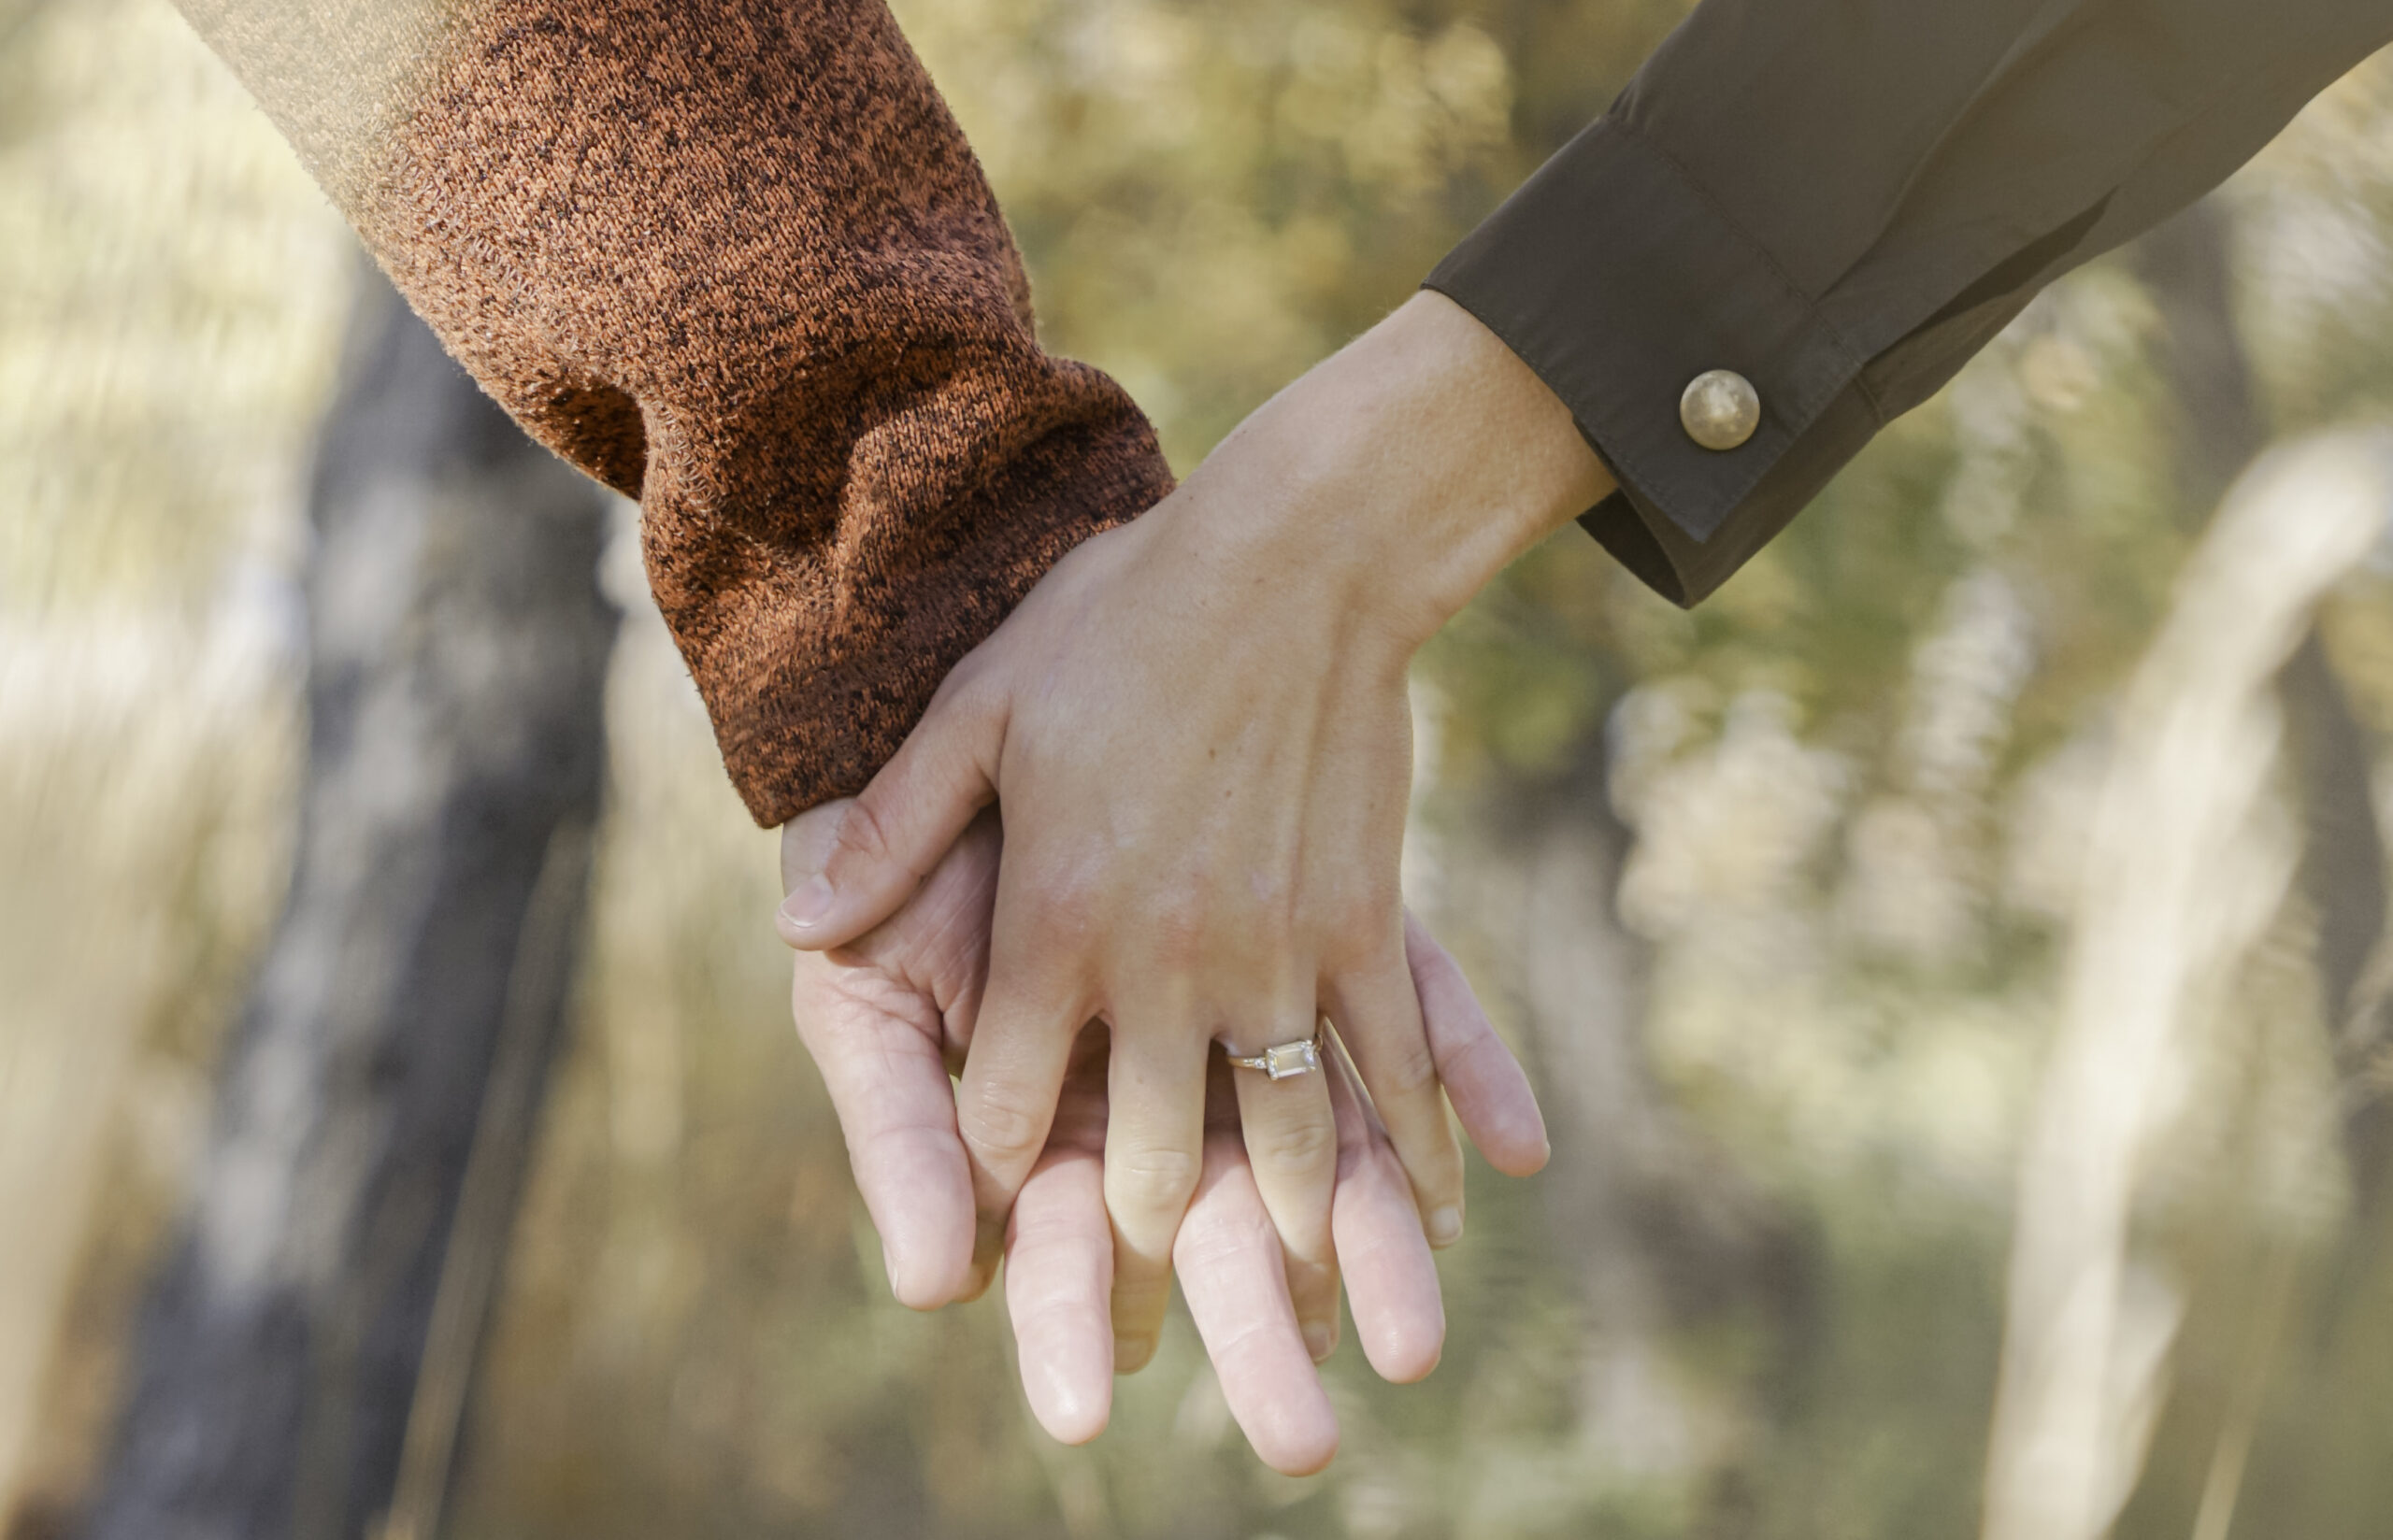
[{"xmin": 1225, "ymin": 1030, "xmax": 1323, "ymax": 1080}]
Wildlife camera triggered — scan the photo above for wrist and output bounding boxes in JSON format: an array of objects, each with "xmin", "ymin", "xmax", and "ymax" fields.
[{"xmin": 1171, "ymin": 292, "xmax": 1612, "ymax": 651}]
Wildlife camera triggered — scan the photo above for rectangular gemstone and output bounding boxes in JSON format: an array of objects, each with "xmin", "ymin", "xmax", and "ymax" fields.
[{"xmin": 1263, "ymin": 1041, "xmax": 1320, "ymax": 1079}]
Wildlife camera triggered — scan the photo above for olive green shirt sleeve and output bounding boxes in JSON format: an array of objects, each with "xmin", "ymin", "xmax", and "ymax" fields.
[{"xmin": 1428, "ymin": 0, "xmax": 2393, "ymax": 605}]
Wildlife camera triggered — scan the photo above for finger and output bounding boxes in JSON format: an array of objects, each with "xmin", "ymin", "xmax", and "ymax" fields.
[
  {"xmin": 1175, "ymin": 1130, "xmax": 1340, "ymax": 1476},
  {"xmin": 1004, "ymin": 1142, "xmax": 1113, "ymax": 1446},
  {"xmin": 953, "ymin": 946, "xmax": 1087, "ymax": 1300},
  {"xmin": 789, "ymin": 954, "xmax": 976, "ymax": 1309},
  {"xmin": 778, "ymin": 796, "xmax": 853, "ymax": 900},
  {"xmin": 1103, "ymin": 1025, "xmax": 1210, "ymax": 1374},
  {"xmin": 778, "ymin": 676, "xmax": 1002, "ymax": 950},
  {"xmin": 1225, "ymin": 1017, "xmax": 1340, "ymax": 1362},
  {"xmin": 1406, "ymin": 911, "xmax": 1549, "ymax": 1176},
  {"xmin": 1325, "ymin": 954, "xmax": 1468, "ymax": 1248},
  {"xmin": 1325, "ymin": 1040, "xmax": 1443, "ymax": 1383}
]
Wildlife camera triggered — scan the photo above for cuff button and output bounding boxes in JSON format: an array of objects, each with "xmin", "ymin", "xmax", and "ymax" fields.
[{"xmin": 1681, "ymin": 369, "xmax": 1759, "ymax": 451}]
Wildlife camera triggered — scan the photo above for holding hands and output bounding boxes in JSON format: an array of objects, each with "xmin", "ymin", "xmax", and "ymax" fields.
[
  {"xmin": 776, "ymin": 292, "xmax": 1612, "ymax": 1466},
  {"xmin": 782, "ymin": 803, "xmax": 1536, "ymax": 1470}
]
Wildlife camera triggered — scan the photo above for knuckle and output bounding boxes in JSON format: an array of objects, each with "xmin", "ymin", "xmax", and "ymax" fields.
[
  {"xmin": 1107, "ymin": 1143, "xmax": 1203, "ymax": 1211},
  {"xmin": 1137, "ymin": 891, "xmax": 1211, "ymax": 971},
  {"xmin": 1436, "ymin": 1020, "xmax": 1502, "ymax": 1084},
  {"xmin": 832, "ymin": 795, "xmax": 900, "ymax": 868},
  {"xmin": 853, "ymin": 1118, "xmax": 939, "ymax": 1176},
  {"xmin": 1027, "ymin": 873, "xmax": 1103, "ymax": 950},
  {"xmin": 933, "ymin": 652, "xmax": 1007, "ymax": 726},
  {"xmin": 961, "ymin": 1082, "xmax": 1050, "ymax": 1159},
  {"xmin": 1369, "ymin": 1033, "xmax": 1440, "ymax": 1103},
  {"xmin": 928, "ymin": 649, "xmax": 986, "ymax": 706},
  {"xmin": 1242, "ymin": 876, "xmax": 1299, "ymax": 942},
  {"xmin": 1317, "ymin": 888, "xmax": 1400, "ymax": 969},
  {"xmin": 1174, "ymin": 1205, "xmax": 1276, "ymax": 1273},
  {"xmin": 1245, "ymin": 1111, "xmax": 1338, "ymax": 1175}
]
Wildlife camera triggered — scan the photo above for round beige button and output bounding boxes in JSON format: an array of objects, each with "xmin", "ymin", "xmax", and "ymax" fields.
[{"xmin": 1680, "ymin": 369, "xmax": 1760, "ymax": 451}]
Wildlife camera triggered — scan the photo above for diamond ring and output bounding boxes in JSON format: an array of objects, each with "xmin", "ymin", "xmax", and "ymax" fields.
[{"xmin": 1225, "ymin": 1028, "xmax": 1323, "ymax": 1081}]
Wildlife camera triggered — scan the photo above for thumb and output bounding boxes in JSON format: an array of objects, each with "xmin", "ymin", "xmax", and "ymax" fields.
[{"xmin": 777, "ymin": 679, "xmax": 1002, "ymax": 950}]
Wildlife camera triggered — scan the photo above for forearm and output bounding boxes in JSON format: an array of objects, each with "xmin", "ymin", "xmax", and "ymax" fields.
[{"xmin": 175, "ymin": 0, "xmax": 1174, "ymax": 825}]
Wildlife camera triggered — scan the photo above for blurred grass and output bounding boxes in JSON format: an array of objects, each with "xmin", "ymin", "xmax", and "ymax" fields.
[
  {"xmin": 8, "ymin": 1, "xmax": 2393, "ymax": 1536},
  {"xmin": 0, "ymin": 0, "xmax": 347, "ymax": 1518}
]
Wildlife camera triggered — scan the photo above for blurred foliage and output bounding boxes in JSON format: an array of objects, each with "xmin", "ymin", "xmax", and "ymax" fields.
[
  {"xmin": 9, "ymin": 1, "xmax": 2393, "ymax": 1537},
  {"xmin": 0, "ymin": 0, "xmax": 348, "ymax": 1524}
]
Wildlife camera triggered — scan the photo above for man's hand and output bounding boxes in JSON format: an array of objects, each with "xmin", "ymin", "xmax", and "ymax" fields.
[{"xmin": 783, "ymin": 797, "xmax": 1549, "ymax": 1474}]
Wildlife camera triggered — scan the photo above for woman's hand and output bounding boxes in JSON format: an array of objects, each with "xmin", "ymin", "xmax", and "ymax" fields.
[
  {"xmin": 780, "ymin": 292, "xmax": 1604, "ymax": 1366},
  {"xmin": 784, "ymin": 797, "xmax": 1547, "ymax": 1472}
]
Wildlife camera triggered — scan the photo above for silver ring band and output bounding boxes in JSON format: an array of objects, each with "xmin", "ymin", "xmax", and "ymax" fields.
[{"xmin": 1225, "ymin": 1026, "xmax": 1323, "ymax": 1081}]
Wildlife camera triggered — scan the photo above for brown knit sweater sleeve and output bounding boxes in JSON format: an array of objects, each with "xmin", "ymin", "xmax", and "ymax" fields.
[{"xmin": 173, "ymin": 0, "xmax": 1177, "ymax": 825}]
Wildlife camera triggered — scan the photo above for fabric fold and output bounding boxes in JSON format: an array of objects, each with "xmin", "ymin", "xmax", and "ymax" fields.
[
  {"xmin": 177, "ymin": 0, "xmax": 1177, "ymax": 825},
  {"xmin": 1429, "ymin": 0, "xmax": 2393, "ymax": 606}
]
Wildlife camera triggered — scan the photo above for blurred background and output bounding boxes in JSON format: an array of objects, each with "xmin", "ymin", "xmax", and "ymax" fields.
[{"xmin": 7, "ymin": 0, "xmax": 2393, "ymax": 1536}]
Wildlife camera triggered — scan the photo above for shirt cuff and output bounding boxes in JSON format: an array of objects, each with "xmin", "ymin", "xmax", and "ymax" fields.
[{"xmin": 1424, "ymin": 114, "xmax": 1880, "ymax": 606}]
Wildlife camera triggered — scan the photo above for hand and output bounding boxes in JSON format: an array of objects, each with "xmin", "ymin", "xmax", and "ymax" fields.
[
  {"xmin": 780, "ymin": 292, "xmax": 1606, "ymax": 1366},
  {"xmin": 1012, "ymin": 1026, "xmax": 1443, "ymax": 1474},
  {"xmin": 784, "ymin": 798, "xmax": 1548, "ymax": 1472}
]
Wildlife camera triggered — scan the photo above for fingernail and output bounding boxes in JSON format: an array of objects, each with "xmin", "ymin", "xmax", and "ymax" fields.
[
  {"xmin": 779, "ymin": 875, "xmax": 834, "ymax": 929},
  {"xmin": 1303, "ymin": 1321, "xmax": 1336, "ymax": 1362},
  {"xmin": 1427, "ymin": 1206, "xmax": 1463, "ymax": 1248}
]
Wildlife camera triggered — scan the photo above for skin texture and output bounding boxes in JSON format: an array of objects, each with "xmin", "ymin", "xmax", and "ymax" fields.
[
  {"xmin": 783, "ymin": 801, "xmax": 1548, "ymax": 1472},
  {"xmin": 780, "ymin": 292, "xmax": 1609, "ymax": 1361}
]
